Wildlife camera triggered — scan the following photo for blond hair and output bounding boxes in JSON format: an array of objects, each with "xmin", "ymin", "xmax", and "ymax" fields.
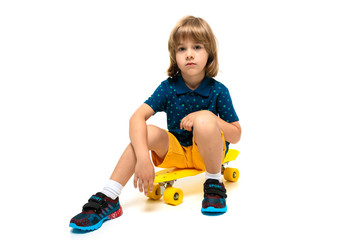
[{"xmin": 167, "ymin": 16, "xmax": 218, "ymax": 78}]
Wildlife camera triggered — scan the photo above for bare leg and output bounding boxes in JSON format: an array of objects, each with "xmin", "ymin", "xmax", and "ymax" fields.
[
  {"xmin": 193, "ymin": 114, "xmax": 223, "ymax": 174},
  {"xmin": 109, "ymin": 143, "xmax": 137, "ymax": 186},
  {"xmin": 109, "ymin": 125, "xmax": 169, "ymax": 186}
]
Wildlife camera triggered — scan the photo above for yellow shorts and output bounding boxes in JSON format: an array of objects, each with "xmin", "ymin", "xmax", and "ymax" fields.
[{"xmin": 151, "ymin": 130, "xmax": 226, "ymax": 171}]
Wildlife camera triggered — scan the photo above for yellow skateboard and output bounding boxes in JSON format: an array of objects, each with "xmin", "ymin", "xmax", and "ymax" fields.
[{"xmin": 147, "ymin": 149, "xmax": 239, "ymax": 205}]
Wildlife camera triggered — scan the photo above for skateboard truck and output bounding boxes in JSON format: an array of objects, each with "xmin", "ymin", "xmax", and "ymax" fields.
[{"xmin": 157, "ymin": 180, "xmax": 176, "ymax": 195}]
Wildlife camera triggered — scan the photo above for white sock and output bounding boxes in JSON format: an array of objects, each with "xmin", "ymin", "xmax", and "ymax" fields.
[
  {"xmin": 102, "ymin": 179, "xmax": 123, "ymax": 200},
  {"xmin": 205, "ymin": 171, "xmax": 222, "ymax": 182}
]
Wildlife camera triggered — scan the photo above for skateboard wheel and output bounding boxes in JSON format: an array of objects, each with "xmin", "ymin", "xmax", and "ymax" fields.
[
  {"xmin": 147, "ymin": 184, "xmax": 162, "ymax": 200},
  {"xmin": 163, "ymin": 187, "xmax": 183, "ymax": 206},
  {"xmin": 224, "ymin": 168, "xmax": 239, "ymax": 182}
]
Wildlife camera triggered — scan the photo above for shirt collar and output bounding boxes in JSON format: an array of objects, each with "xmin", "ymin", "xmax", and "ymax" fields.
[{"xmin": 174, "ymin": 75, "xmax": 212, "ymax": 97}]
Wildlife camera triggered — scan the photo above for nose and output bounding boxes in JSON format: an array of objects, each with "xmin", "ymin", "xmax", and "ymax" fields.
[{"xmin": 186, "ymin": 48, "xmax": 194, "ymax": 60}]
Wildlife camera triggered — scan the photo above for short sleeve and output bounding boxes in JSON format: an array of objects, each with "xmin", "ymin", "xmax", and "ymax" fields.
[
  {"xmin": 216, "ymin": 86, "xmax": 239, "ymax": 123},
  {"xmin": 144, "ymin": 81, "xmax": 168, "ymax": 114}
]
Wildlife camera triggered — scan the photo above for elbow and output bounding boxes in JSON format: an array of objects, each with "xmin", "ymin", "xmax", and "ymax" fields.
[
  {"xmin": 129, "ymin": 112, "xmax": 140, "ymax": 127},
  {"xmin": 129, "ymin": 113, "xmax": 135, "ymax": 126},
  {"xmin": 224, "ymin": 122, "xmax": 242, "ymax": 144},
  {"xmin": 129, "ymin": 110, "xmax": 148, "ymax": 128},
  {"xmin": 231, "ymin": 126, "xmax": 242, "ymax": 144},
  {"xmin": 232, "ymin": 137, "xmax": 240, "ymax": 144},
  {"xmin": 231, "ymin": 135, "xmax": 241, "ymax": 144}
]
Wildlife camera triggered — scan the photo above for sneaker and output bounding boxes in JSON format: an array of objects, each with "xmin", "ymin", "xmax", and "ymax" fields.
[
  {"xmin": 69, "ymin": 192, "xmax": 122, "ymax": 231},
  {"xmin": 201, "ymin": 179, "xmax": 227, "ymax": 214}
]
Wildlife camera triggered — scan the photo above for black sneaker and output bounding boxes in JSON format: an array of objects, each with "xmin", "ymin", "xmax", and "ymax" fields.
[
  {"xmin": 69, "ymin": 192, "xmax": 122, "ymax": 231},
  {"xmin": 201, "ymin": 179, "xmax": 227, "ymax": 214}
]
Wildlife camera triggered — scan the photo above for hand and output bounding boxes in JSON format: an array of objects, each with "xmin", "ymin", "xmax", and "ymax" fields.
[
  {"xmin": 180, "ymin": 111, "xmax": 199, "ymax": 131},
  {"xmin": 133, "ymin": 158, "xmax": 155, "ymax": 196},
  {"xmin": 180, "ymin": 110, "xmax": 213, "ymax": 132}
]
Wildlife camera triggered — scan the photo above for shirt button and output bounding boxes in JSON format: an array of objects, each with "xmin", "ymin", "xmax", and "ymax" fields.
[{"xmin": 190, "ymin": 92, "xmax": 194, "ymax": 96}]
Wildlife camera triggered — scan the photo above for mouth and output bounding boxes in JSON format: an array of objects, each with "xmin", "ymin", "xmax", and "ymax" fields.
[{"xmin": 186, "ymin": 62, "xmax": 196, "ymax": 66}]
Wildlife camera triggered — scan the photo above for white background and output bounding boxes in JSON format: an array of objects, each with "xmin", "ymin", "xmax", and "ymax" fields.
[{"xmin": 1, "ymin": 0, "xmax": 359, "ymax": 239}]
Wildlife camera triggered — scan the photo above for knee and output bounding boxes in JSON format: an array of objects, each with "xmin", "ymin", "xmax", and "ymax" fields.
[
  {"xmin": 193, "ymin": 112, "xmax": 220, "ymax": 137},
  {"xmin": 146, "ymin": 125, "xmax": 159, "ymax": 146},
  {"xmin": 146, "ymin": 125, "xmax": 168, "ymax": 151},
  {"xmin": 146, "ymin": 124, "xmax": 157, "ymax": 134}
]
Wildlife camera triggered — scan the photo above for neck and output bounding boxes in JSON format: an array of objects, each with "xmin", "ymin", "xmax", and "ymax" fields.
[{"xmin": 182, "ymin": 72, "xmax": 205, "ymax": 90}]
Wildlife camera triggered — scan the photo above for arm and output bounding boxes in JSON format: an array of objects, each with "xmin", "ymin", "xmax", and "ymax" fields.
[
  {"xmin": 129, "ymin": 103, "xmax": 154, "ymax": 160},
  {"xmin": 129, "ymin": 103, "xmax": 155, "ymax": 195},
  {"xmin": 216, "ymin": 117, "xmax": 241, "ymax": 144}
]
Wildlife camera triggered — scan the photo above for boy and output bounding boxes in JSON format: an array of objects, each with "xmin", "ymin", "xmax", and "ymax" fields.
[{"xmin": 70, "ymin": 16, "xmax": 241, "ymax": 231}]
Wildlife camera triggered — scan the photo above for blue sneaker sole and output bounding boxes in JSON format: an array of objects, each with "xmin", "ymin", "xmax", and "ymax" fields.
[
  {"xmin": 69, "ymin": 217, "xmax": 108, "ymax": 231},
  {"xmin": 70, "ymin": 207, "xmax": 122, "ymax": 231},
  {"xmin": 201, "ymin": 206, "xmax": 227, "ymax": 215}
]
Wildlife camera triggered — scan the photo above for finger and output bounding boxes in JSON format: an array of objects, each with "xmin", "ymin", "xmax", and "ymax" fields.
[
  {"xmin": 180, "ymin": 116, "xmax": 188, "ymax": 130},
  {"xmin": 138, "ymin": 180, "xmax": 143, "ymax": 193},
  {"xmin": 143, "ymin": 181, "xmax": 148, "ymax": 196},
  {"xmin": 181, "ymin": 119, "xmax": 188, "ymax": 130},
  {"xmin": 145, "ymin": 180, "xmax": 153, "ymax": 196},
  {"xmin": 148, "ymin": 181, "xmax": 153, "ymax": 194},
  {"xmin": 184, "ymin": 122, "xmax": 192, "ymax": 131},
  {"xmin": 133, "ymin": 176, "xmax": 138, "ymax": 189}
]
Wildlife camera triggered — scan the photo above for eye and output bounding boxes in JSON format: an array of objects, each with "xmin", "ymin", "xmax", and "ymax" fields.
[
  {"xmin": 178, "ymin": 47, "xmax": 185, "ymax": 52},
  {"xmin": 194, "ymin": 45, "xmax": 202, "ymax": 50}
]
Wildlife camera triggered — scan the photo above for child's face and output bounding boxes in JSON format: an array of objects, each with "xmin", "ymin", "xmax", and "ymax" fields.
[{"xmin": 175, "ymin": 38, "xmax": 209, "ymax": 81}]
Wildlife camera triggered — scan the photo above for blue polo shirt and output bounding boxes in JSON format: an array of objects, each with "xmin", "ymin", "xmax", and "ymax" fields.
[{"xmin": 145, "ymin": 74, "xmax": 239, "ymax": 151}]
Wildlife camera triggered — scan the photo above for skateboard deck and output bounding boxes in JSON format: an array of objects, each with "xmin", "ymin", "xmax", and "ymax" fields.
[{"xmin": 147, "ymin": 149, "xmax": 240, "ymax": 205}]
